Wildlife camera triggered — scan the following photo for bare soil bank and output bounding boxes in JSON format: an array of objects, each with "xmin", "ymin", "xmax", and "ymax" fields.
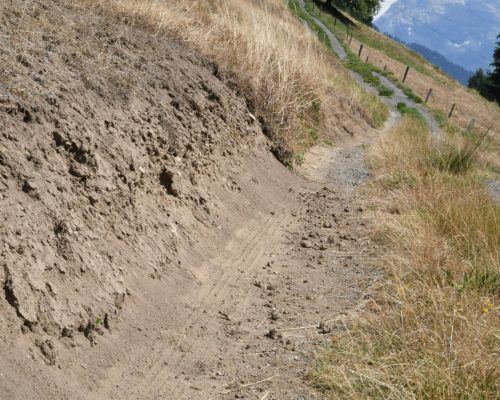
[{"xmin": 0, "ymin": 0, "xmax": 377, "ymax": 398}]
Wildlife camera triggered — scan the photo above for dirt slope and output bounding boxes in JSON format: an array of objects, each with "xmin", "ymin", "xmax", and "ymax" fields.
[
  {"xmin": 0, "ymin": 0, "xmax": 381, "ymax": 398},
  {"xmin": 1, "ymin": 0, "xmax": 271, "ymax": 341}
]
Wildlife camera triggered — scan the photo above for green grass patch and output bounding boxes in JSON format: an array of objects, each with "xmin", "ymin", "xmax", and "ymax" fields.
[
  {"xmin": 426, "ymin": 130, "xmax": 488, "ymax": 174},
  {"xmin": 396, "ymin": 82, "xmax": 423, "ymax": 103},
  {"xmin": 461, "ymin": 268, "xmax": 500, "ymax": 295},
  {"xmin": 291, "ymin": 98, "xmax": 323, "ymax": 167},
  {"xmin": 378, "ymin": 85, "xmax": 394, "ymax": 97},
  {"xmin": 345, "ymin": 50, "xmax": 394, "ymax": 97},
  {"xmin": 396, "ymin": 102, "xmax": 423, "ymax": 121}
]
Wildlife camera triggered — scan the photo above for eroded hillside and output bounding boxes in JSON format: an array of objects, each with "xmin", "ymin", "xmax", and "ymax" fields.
[{"xmin": 0, "ymin": 0, "xmax": 377, "ymax": 398}]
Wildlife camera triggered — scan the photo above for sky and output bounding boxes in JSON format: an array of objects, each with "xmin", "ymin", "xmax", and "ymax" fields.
[{"xmin": 374, "ymin": 0, "xmax": 399, "ymax": 20}]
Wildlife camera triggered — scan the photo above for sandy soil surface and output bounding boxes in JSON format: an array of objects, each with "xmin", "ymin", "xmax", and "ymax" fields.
[{"xmin": 0, "ymin": 0, "xmax": 385, "ymax": 398}]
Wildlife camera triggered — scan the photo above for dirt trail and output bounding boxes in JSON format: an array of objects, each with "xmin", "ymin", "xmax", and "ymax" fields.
[
  {"xmin": 0, "ymin": 0, "xmax": 384, "ymax": 398},
  {"xmin": 91, "ymin": 137, "xmax": 383, "ymax": 400},
  {"xmin": 1, "ymin": 111, "xmax": 383, "ymax": 399}
]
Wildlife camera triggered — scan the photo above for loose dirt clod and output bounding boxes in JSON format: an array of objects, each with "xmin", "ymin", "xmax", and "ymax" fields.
[
  {"xmin": 318, "ymin": 321, "xmax": 332, "ymax": 335},
  {"xmin": 36, "ymin": 339, "xmax": 57, "ymax": 366},
  {"xmin": 265, "ymin": 328, "xmax": 282, "ymax": 340}
]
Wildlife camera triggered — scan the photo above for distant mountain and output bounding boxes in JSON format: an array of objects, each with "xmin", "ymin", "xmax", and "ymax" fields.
[
  {"xmin": 375, "ymin": 0, "xmax": 500, "ymax": 72},
  {"xmin": 407, "ymin": 43, "xmax": 474, "ymax": 85}
]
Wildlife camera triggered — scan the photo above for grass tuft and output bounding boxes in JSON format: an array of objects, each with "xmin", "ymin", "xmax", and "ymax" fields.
[
  {"xmin": 396, "ymin": 102, "xmax": 424, "ymax": 121},
  {"xmin": 427, "ymin": 130, "xmax": 488, "ymax": 174}
]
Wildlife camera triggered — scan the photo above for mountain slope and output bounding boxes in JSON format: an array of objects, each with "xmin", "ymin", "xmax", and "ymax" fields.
[
  {"xmin": 375, "ymin": 0, "xmax": 500, "ymax": 71},
  {"xmin": 407, "ymin": 42, "xmax": 473, "ymax": 85}
]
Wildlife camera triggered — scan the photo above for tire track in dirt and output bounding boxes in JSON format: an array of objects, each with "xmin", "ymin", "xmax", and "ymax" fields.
[
  {"xmin": 96, "ymin": 153, "xmax": 381, "ymax": 400},
  {"xmin": 96, "ymin": 201, "xmax": 295, "ymax": 399},
  {"xmin": 149, "ymin": 210, "xmax": 292, "ymax": 398}
]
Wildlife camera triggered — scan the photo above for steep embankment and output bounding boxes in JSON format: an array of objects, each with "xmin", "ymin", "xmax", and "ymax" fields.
[
  {"xmin": 0, "ymin": 0, "xmax": 289, "ymax": 392},
  {"xmin": 1, "ymin": 0, "xmax": 271, "ymax": 340},
  {"xmin": 0, "ymin": 0, "xmax": 383, "ymax": 398}
]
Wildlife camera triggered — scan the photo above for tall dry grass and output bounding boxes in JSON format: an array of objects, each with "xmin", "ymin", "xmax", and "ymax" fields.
[
  {"xmin": 90, "ymin": 0, "xmax": 386, "ymax": 162},
  {"xmin": 308, "ymin": 117, "xmax": 499, "ymax": 399}
]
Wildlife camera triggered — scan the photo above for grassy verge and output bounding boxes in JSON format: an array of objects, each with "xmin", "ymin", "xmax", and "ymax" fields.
[
  {"xmin": 308, "ymin": 116, "xmax": 500, "ymax": 399},
  {"xmin": 395, "ymin": 80, "xmax": 424, "ymax": 103},
  {"xmin": 345, "ymin": 50, "xmax": 394, "ymax": 98}
]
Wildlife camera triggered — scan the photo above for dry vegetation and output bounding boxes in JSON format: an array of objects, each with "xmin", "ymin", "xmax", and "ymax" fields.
[
  {"xmin": 309, "ymin": 116, "xmax": 499, "ymax": 399},
  {"xmin": 89, "ymin": 0, "xmax": 387, "ymax": 163}
]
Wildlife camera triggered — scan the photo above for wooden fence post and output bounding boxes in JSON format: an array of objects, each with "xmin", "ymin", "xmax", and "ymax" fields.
[
  {"xmin": 448, "ymin": 103, "xmax": 456, "ymax": 119},
  {"xmin": 467, "ymin": 119, "xmax": 475, "ymax": 133},
  {"xmin": 402, "ymin": 65, "xmax": 410, "ymax": 83},
  {"xmin": 365, "ymin": 56, "xmax": 369, "ymax": 63},
  {"xmin": 425, "ymin": 88, "xmax": 433, "ymax": 104},
  {"xmin": 358, "ymin": 44, "xmax": 363, "ymax": 57}
]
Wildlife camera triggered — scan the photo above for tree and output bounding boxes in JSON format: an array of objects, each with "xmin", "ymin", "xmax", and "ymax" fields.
[
  {"xmin": 468, "ymin": 35, "xmax": 500, "ymax": 104},
  {"xmin": 468, "ymin": 69, "xmax": 494, "ymax": 101},
  {"xmin": 332, "ymin": 0, "xmax": 381, "ymax": 24},
  {"xmin": 488, "ymin": 34, "xmax": 500, "ymax": 102}
]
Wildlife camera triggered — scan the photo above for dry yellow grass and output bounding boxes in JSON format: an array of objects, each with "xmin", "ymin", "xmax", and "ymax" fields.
[
  {"xmin": 88, "ymin": 0, "xmax": 387, "ymax": 162},
  {"xmin": 308, "ymin": 117, "xmax": 500, "ymax": 399}
]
